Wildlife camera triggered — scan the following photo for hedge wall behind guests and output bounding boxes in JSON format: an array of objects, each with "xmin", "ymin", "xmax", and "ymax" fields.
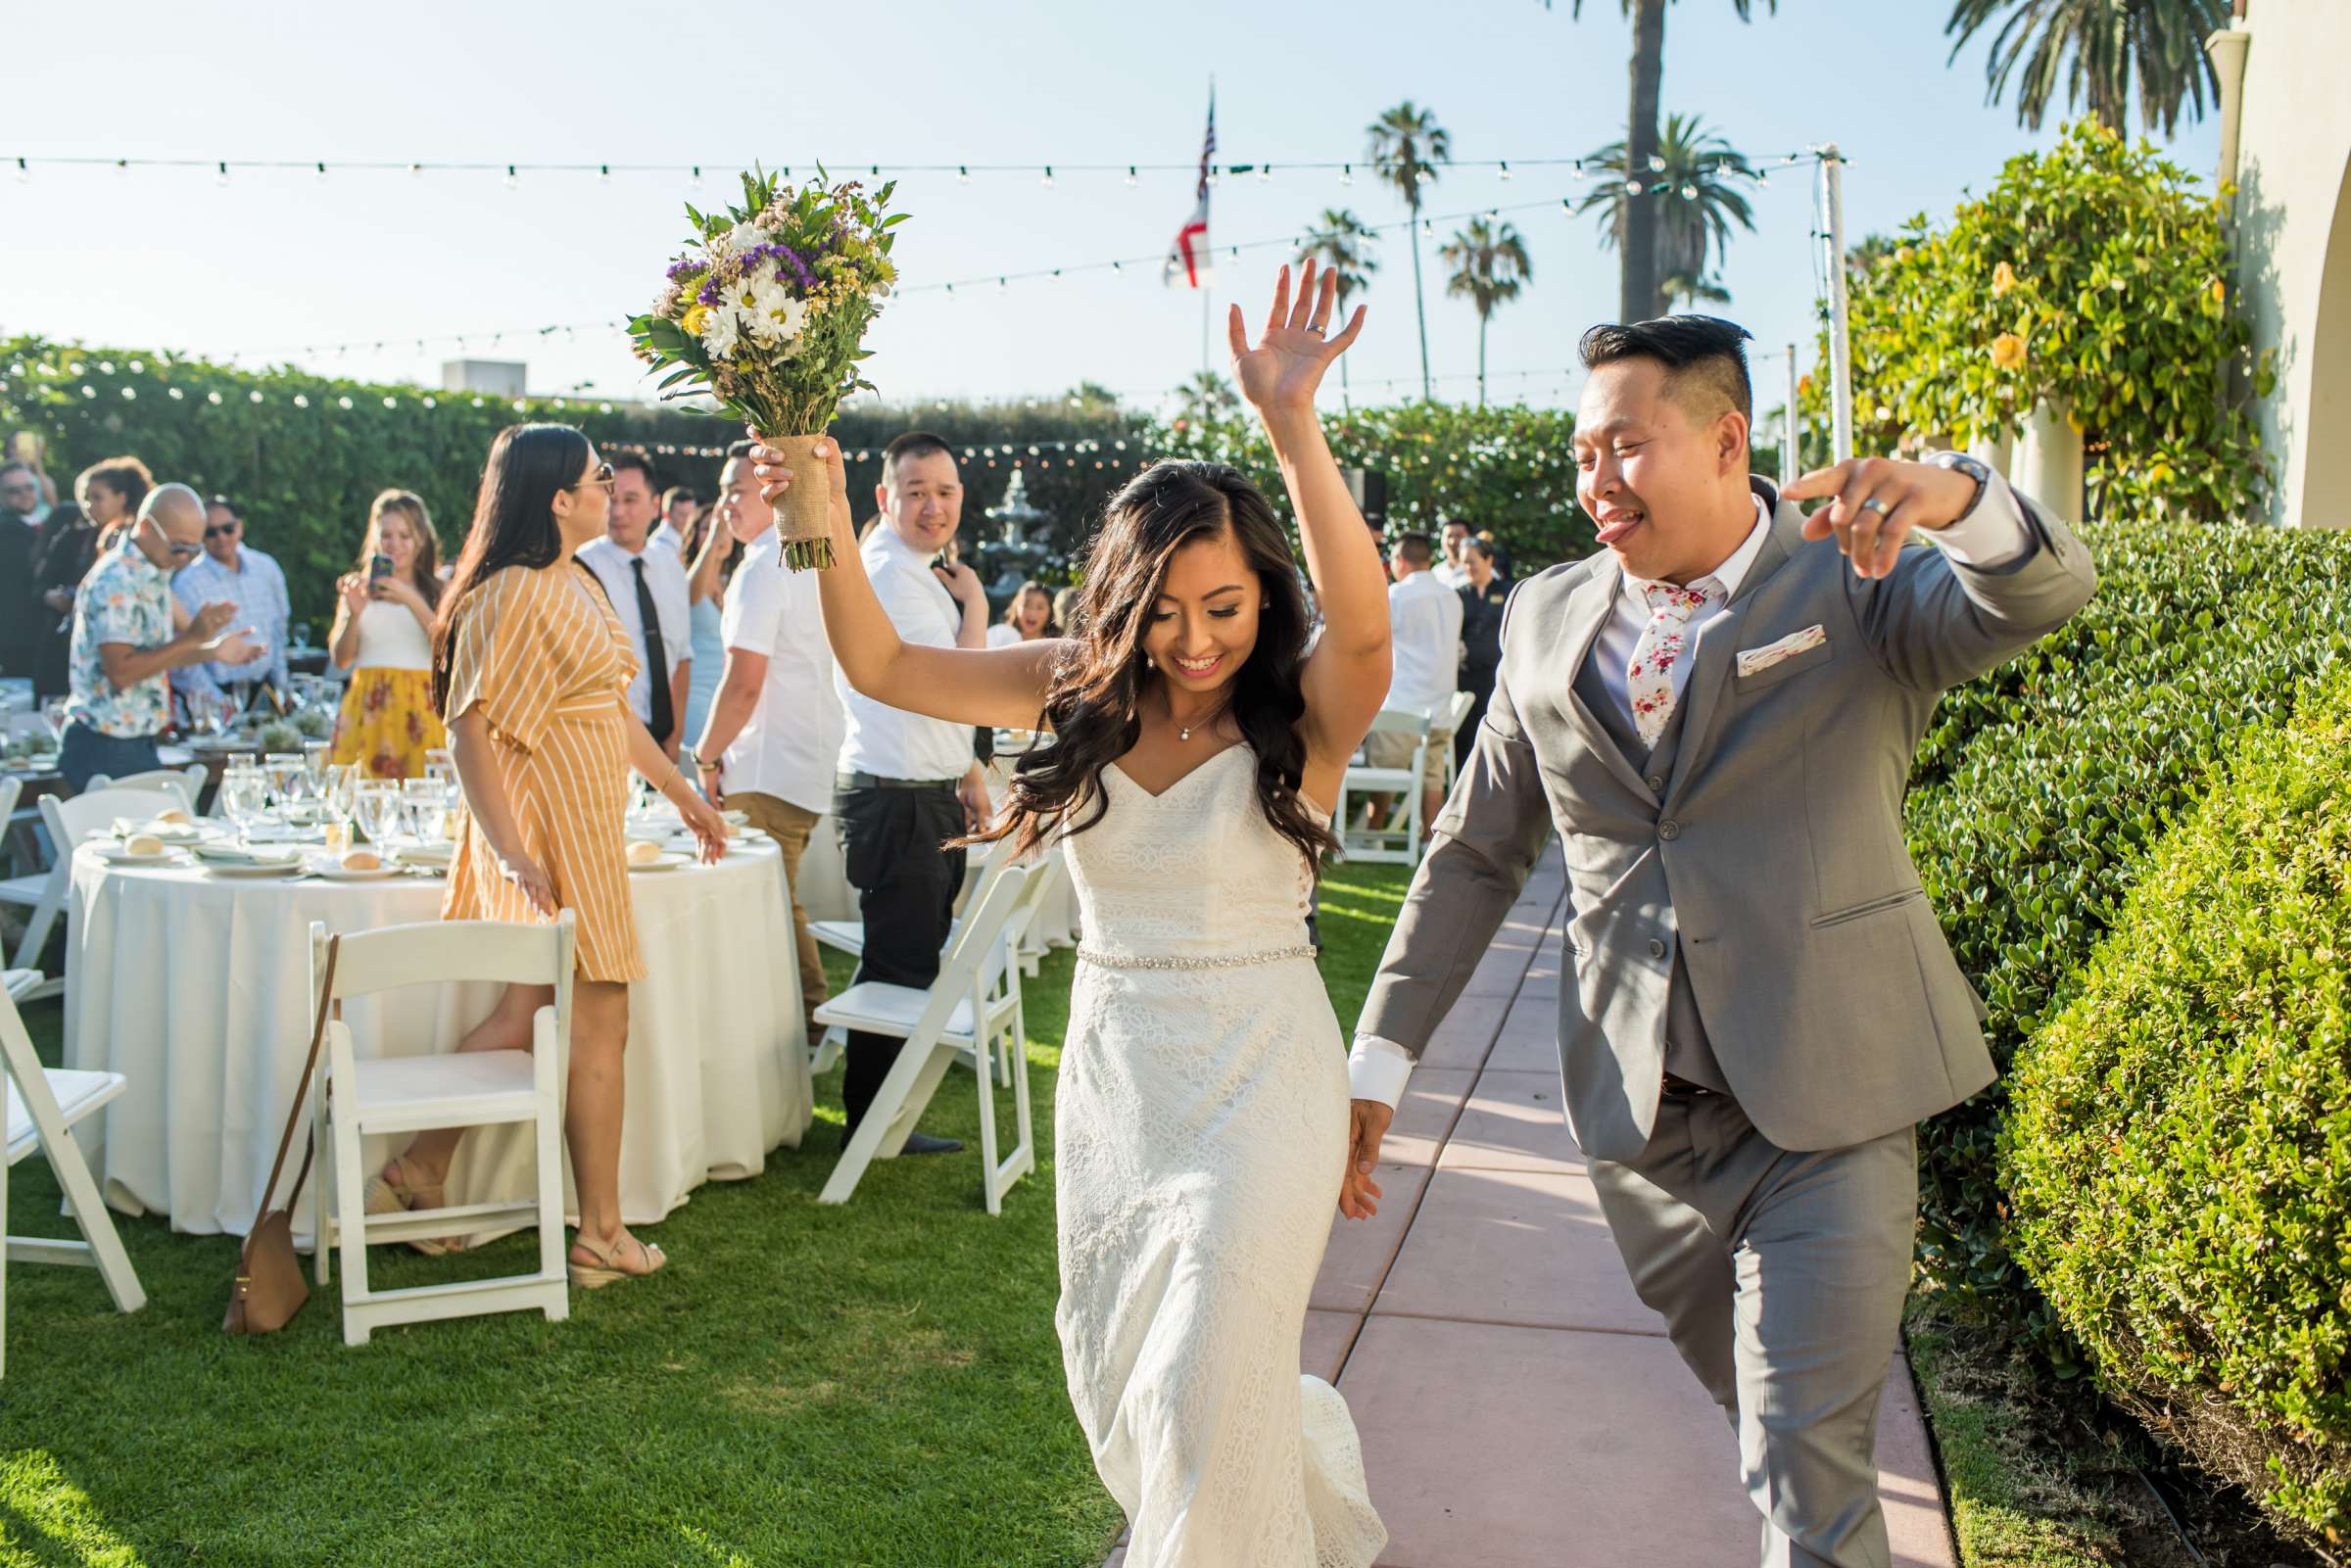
[{"xmin": 0, "ymin": 340, "xmax": 1158, "ymax": 626}]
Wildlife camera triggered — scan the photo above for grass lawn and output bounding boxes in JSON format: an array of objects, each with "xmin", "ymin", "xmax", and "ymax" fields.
[{"xmin": 0, "ymin": 862, "xmax": 1415, "ymax": 1568}]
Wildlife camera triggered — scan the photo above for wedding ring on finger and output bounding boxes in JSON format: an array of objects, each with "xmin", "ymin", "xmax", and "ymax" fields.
[{"xmin": 1859, "ymin": 497, "xmax": 1894, "ymax": 516}]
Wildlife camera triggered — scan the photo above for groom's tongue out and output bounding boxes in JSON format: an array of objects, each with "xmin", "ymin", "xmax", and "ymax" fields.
[{"xmin": 1594, "ymin": 504, "xmax": 1646, "ymax": 547}]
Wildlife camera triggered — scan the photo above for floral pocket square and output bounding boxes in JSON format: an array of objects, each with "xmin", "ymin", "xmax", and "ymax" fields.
[{"xmin": 1736, "ymin": 624, "xmax": 1828, "ymax": 678}]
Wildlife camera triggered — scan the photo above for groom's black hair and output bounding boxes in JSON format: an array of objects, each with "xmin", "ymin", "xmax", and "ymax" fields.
[{"xmin": 1578, "ymin": 315, "xmax": 1754, "ymax": 435}]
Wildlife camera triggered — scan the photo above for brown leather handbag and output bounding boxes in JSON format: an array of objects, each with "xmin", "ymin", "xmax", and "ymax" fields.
[{"xmin": 224, "ymin": 935, "xmax": 339, "ymax": 1336}]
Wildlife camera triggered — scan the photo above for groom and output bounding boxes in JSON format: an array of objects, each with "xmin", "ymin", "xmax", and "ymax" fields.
[{"xmin": 1346, "ymin": 316, "xmax": 2097, "ymax": 1567}]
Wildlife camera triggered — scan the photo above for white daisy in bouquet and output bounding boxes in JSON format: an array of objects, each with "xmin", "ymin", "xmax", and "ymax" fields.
[{"xmin": 630, "ymin": 167, "xmax": 904, "ymax": 568}]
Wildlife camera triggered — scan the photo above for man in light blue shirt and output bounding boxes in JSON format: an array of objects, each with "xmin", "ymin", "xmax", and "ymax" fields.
[{"xmin": 171, "ymin": 495, "xmax": 290, "ymax": 712}]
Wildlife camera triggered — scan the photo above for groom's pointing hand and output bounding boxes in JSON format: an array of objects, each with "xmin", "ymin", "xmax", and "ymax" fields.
[
  {"xmin": 1784, "ymin": 456, "xmax": 1981, "ymax": 580},
  {"xmin": 1340, "ymin": 1100, "xmax": 1392, "ymax": 1221}
]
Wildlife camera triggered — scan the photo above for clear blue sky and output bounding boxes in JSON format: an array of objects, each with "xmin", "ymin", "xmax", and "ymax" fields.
[{"xmin": 3, "ymin": 0, "xmax": 2218, "ymax": 417}]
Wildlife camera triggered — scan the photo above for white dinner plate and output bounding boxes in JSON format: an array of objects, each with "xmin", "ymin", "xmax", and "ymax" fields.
[
  {"xmin": 627, "ymin": 852, "xmax": 688, "ymax": 874},
  {"xmin": 203, "ymin": 857, "xmax": 307, "ymax": 879},
  {"xmin": 96, "ymin": 845, "xmax": 189, "ymax": 867},
  {"xmin": 314, "ymin": 863, "xmax": 400, "ymax": 882}
]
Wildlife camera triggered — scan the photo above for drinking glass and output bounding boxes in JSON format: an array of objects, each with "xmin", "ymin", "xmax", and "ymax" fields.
[
  {"xmin": 353, "ymin": 783, "xmax": 402, "ymax": 849},
  {"xmin": 303, "ymin": 740, "xmax": 332, "ymax": 783},
  {"xmin": 400, "ymin": 779, "xmax": 445, "ymax": 845},
  {"xmin": 318, "ymin": 764, "xmax": 355, "ymax": 854},
  {"xmin": 220, "ymin": 769, "xmax": 270, "ymax": 849},
  {"xmin": 264, "ymin": 752, "xmax": 305, "ymax": 809}
]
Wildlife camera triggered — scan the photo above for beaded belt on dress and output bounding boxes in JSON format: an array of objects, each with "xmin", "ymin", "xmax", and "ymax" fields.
[{"xmin": 1075, "ymin": 944, "xmax": 1319, "ymax": 972}]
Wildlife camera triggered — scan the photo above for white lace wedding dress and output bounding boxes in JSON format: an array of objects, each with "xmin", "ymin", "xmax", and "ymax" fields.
[{"xmin": 1053, "ymin": 743, "xmax": 1387, "ymax": 1568}]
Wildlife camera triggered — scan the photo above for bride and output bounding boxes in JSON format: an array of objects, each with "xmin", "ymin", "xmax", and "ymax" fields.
[{"xmin": 752, "ymin": 262, "xmax": 1393, "ymax": 1567}]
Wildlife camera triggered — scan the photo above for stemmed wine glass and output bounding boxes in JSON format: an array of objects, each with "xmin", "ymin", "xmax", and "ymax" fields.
[
  {"xmin": 352, "ymin": 782, "xmax": 402, "ymax": 851},
  {"xmin": 219, "ymin": 765, "xmax": 269, "ymax": 850},
  {"xmin": 399, "ymin": 779, "xmax": 446, "ymax": 846}
]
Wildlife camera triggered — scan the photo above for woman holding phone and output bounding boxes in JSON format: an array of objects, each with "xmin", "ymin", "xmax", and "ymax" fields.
[{"xmin": 329, "ymin": 489, "xmax": 448, "ymax": 779}]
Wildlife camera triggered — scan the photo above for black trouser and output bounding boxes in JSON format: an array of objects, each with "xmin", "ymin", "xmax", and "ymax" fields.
[
  {"xmin": 1456, "ymin": 662, "xmax": 1499, "ymax": 771},
  {"xmin": 834, "ymin": 780, "xmax": 968, "ymax": 1136}
]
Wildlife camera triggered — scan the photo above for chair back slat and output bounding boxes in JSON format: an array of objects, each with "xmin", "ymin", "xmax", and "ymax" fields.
[
  {"xmin": 909, "ymin": 864, "xmax": 1032, "ymax": 1040},
  {"xmin": 312, "ymin": 916, "xmax": 576, "ymax": 1001},
  {"xmin": 1366, "ymin": 707, "xmax": 1433, "ymax": 736},
  {"xmin": 40, "ymin": 787, "xmax": 187, "ymax": 852},
  {"xmin": 78, "ymin": 766, "xmax": 204, "ymax": 813}
]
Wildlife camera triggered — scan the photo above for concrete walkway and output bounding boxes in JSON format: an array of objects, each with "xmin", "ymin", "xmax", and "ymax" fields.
[{"xmin": 1108, "ymin": 845, "xmax": 1955, "ymax": 1568}]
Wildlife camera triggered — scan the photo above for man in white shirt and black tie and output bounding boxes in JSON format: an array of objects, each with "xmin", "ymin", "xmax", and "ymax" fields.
[
  {"xmin": 830, "ymin": 430, "xmax": 993, "ymax": 1155},
  {"xmin": 578, "ymin": 446, "xmax": 692, "ymax": 758}
]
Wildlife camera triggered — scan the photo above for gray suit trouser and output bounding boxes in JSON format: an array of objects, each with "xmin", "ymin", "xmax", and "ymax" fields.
[{"xmin": 1587, "ymin": 1091, "xmax": 1917, "ymax": 1568}]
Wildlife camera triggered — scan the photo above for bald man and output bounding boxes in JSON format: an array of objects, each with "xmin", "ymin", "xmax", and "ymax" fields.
[{"xmin": 59, "ymin": 482, "xmax": 262, "ymax": 790}]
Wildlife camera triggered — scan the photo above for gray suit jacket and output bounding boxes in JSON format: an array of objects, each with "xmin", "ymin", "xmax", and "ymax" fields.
[{"xmin": 1358, "ymin": 477, "xmax": 2098, "ymax": 1161}]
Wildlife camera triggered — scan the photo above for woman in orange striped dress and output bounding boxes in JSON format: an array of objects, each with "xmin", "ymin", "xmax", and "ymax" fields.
[{"xmin": 365, "ymin": 424, "xmax": 729, "ymax": 1288}]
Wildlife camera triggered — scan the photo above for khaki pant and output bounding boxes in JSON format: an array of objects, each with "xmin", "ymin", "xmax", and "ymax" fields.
[
  {"xmin": 730, "ymin": 792, "xmax": 829, "ymax": 1034},
  {"xmin": 1363, "ymin": 725, "xmax": 1454, "ymax": 794}
]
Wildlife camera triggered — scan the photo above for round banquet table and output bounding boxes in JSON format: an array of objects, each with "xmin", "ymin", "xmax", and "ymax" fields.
[{"xmin": 63, "ymin": 835, "xmax": 813, "ymax": 1242}]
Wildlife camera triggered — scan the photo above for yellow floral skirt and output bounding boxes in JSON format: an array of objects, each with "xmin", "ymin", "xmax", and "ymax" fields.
[{"xmin": 332, "ymin": 668, "xmax": 448, "ymax": 781}]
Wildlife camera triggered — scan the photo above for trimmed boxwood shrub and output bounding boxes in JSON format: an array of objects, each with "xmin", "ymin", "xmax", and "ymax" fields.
[
  {"xmin": 1999, "ymin": 672, "xmax": 2351, "ymax": 1552},
  {"xmin": 1903, "ymin": 519, "xmax": 2351, "ymax": 1356}
]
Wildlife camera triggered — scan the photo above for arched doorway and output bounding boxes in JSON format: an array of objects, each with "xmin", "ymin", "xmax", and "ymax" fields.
[{"xmin": 2301, "ymin": 150, "xmax": 2351, "ymax": 530}]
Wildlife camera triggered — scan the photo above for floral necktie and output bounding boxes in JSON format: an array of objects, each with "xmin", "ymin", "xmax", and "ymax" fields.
[{"xmin": 1626, "ymin": 577, "xmax": 1726, "ymax": 748}]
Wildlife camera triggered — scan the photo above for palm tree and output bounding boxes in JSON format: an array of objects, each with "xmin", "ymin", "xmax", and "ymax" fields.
[
  {"xmin": 1576, "ymin": 114, "xmax": 1757, "ymax": 319},
  {"xmin": 1174, "ymin": 369, "xmax": 1239, "ymax": 427},
  {"xmin": 1439, "ymin": 217, "xmax": 1534, "ymax": 406},
  {"xmin": 1658, "ymin": 270, "xmax": 1731, "ymax": 309},
  {"xmin": 1550, "ymin": 0, "xmax": 1777, "ymax": 321},
  {"xmin": 1297, "ymin": 210, "xmax": 1381, "ymax": 410},
  {"xmin": 1943, "ymin": 0, "xmax": 2230, "ymax": 135},
  {"xmin": 1367, "ymin": 102, "xmax": 1451, "ymax": 402}
]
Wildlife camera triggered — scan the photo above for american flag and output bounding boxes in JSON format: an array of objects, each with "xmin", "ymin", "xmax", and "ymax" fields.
[{"xmin": 1164, "ymin": 87, "xmax": 1215, "ymax": 290}]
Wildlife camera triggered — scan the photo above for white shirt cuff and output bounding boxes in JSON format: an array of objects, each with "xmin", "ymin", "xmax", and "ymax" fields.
[
  {"xmin": 1347, "ymin": 1036, "xmax": 1416, "ymax": 1108},
  {"xmin": 1927, "ymin": 466, "xmax": 2034, "ymax": 569}
]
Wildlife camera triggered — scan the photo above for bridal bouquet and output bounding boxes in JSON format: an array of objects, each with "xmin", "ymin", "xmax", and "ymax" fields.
[{"xmin": 628, "ymin": 167, "xmax": 904, "ymax": 568}]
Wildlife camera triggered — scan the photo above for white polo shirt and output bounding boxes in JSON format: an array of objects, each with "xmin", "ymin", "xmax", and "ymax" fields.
[
  {"xmin": 718, "ymin": 530, "xmax": 847, "ymax": 815},
  {"xmin": 577, "ymin": 534, "xmax": 692, "ymax": 726},
  {"xmin": 835, "ymin": 524, "xmax": 976, "ymax": 784},
  {"xmin": 1382, "ymin": 567, "xmax": 1465, "ymax": 718}
]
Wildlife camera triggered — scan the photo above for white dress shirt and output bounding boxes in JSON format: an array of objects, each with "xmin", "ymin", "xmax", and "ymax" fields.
[
  {"xmin": 718, "ymin": 530, "xmax": 847, "ymax": 816},
  {"xmin": 577, "ymin": 535, "xmax": 692, "ymax": 727},
  {"xmin": 1382, "ymin": 568, "xmax": 1465, "ymax": 718},
  {"xmin": 835, "ymin": 524, "xmax": 977, "ymax": 784},
  {"xmin": 170, "ymin": 545, "xmax": 292, "ymax": 699},
  {"xmin": 1432, "ymin": 559, "xmax": 1470, "ymax": 591},
  {"xmin": 1344, "ymin": 474, "xmax": 2035, "ymax": 1107}
]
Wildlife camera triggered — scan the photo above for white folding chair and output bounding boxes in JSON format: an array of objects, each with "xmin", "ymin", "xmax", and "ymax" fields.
[
  {"xmin": 309, "ymin": 913, "xmax": 575, "ymax": 1346},
  {"xmin": 810, "ymin": 832, "xmax": 1018, "ymax": 965},
  {"xmin": 82, "ymin": 763, "xmax": 206, "ymax": 814},
  {"xmin": 6, "ymin": 786, "xmax": 185, "ymax": 1002},
  {"xmin": 1336, "ymin": 708, "xmax": 1434, "ymax": 865},
  {"xmin": 813, "ymin": 864, "xmax": 1036, "ymax": 1214},
  {"xmin": 1, "ymin": 970, "xmax": 147, "ymax": 1378}
]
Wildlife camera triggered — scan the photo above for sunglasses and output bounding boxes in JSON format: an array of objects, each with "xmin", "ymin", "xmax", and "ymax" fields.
[
  {"xmin": 206, "ymin": 522, "xmax": 240, "ymax": 538},
  {"xmin": 566, "ymin": 461, "xmax": 615, "ymax": 493},
  {"xmin": 139, "ymin": 514, "xmax": 203, "ymax": 559}
]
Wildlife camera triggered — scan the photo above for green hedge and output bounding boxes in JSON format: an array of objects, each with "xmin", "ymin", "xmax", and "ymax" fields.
[
  {"xmin": 1153, "ymin": 400, "xmax": 1595, "ymax": 568},
  {"xmin": 2000, "ymin": 671, "xmax": 2351, "ymax": 1552},
  {"xmin": 0, "ymin": 338, "xmax": 1158, "ymax": 625},
  {"xmin": 1902, "ymin": 519, "xmax": 2351, "ymax": 1359}
]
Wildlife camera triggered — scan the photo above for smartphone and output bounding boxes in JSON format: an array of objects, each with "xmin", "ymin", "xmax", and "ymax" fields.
[{"xmin": 367, "ymin": 552, "xmax": 394, "ymax": 584}]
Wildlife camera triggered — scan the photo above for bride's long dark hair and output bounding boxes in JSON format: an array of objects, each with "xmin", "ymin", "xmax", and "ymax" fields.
[{"xmin": 976, "ymin": 459, "xmax": 1337, "ymax": 872}]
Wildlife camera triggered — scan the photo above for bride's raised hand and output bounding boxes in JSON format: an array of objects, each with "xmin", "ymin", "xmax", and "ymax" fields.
[{"xmin": 1227, "ymin": 260, "xmax": 1366, "ymax": 416}]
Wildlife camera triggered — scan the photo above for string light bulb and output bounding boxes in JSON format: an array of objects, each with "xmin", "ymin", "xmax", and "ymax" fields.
[
  {"xmin": 1681, "ymin": 183, "xmax": 1698, "ymax": 201},
  {"xmin": 957, "ymin": 165, "xmax": 970, "ymax": 183},
  {"xmin": 1647, "ymin": 154, "xmax": 1666, "ymax": 172},
  {"xmin": 216, "ymin": 161, "xmax": 230, "ymax": 186},
  {"xmin": 504, "ymin": 164, "xmax": 518, "ymax": 188},
  {"xmin": 1339, "ymin": 163, "xmax": 1353, "ymax": 186},
  {"xmin": 1498, "ymin": 161, "xmax": 1512, "ymax": 182},
  {"xmin": 408, "ymin": 162, "xmax": 422, "ymax": 177},
  {"xmin": 1257, "ymin": 165, "xmax": 1271, "ymax": 182},
  {"xmin": 599, "ymin": 164, "xmax": 610, "ymax": 182},
  {"xmin": 690, "ymin": 165, "xmax": 702, "ymax": 187},
  {"xmin": 117, "ymin": 159, "xmax": 131, "ymax": 177},
  {"xmin": 1040, "ymin": 166, "xmax": 1054, "ymax": 189},
  {"xmin": 1126, "ymin": 166, "xmax": 1137, "ymax": 186}
]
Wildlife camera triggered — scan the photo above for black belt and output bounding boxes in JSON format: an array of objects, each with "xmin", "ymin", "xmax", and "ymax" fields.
[
  {"xmin": 836, "ymin": 772, "xmax": 959, "ymax": 792},
  {"xmin": 1660, "ymin": 1072, "xmax": 1719, "ymax": 1099}
]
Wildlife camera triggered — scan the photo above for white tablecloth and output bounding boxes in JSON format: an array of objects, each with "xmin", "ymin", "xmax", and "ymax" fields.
[{"xmin": 65, "ymin": 838, "xmax": 813, "ymax": 1239}]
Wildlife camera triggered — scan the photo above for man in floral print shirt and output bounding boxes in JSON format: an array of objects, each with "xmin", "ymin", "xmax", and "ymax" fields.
[{"xmin": 59, "ymin": 484, "xmax": 261, "ymax": 791}]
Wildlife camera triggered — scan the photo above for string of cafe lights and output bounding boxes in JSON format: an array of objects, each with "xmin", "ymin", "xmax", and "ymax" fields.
[
  {"xmin": 217, "ymin": 151, "xmax": 1837, "ymax": 363},
  {"xmin": 6, "ymin": 150, "xmax": 1835, "ymax": 188}
]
